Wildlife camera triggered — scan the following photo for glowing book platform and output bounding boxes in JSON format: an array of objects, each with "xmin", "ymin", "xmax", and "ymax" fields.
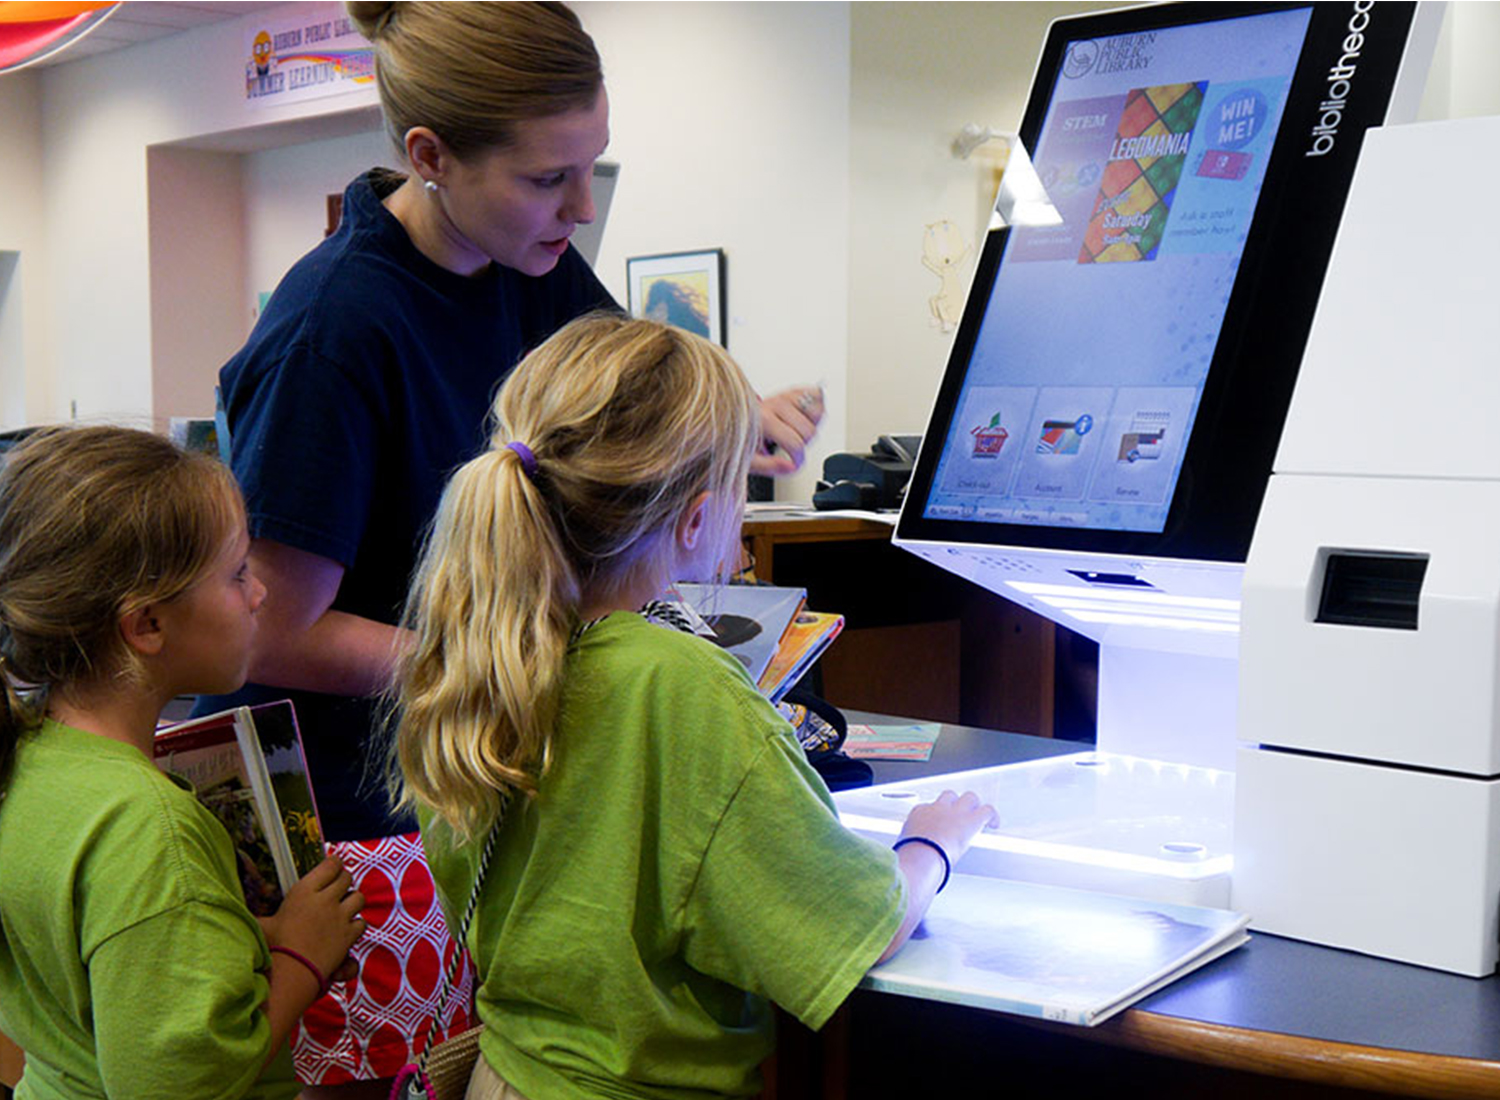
[{"xmin": 834, "ymin": 752, "xmax": 1234, "ymax": 908}]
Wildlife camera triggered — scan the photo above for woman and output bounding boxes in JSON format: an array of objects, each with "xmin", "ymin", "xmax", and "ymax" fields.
[{"xmin": 204, "ymin": 2, "xmax": 824, "ymax": 1094}]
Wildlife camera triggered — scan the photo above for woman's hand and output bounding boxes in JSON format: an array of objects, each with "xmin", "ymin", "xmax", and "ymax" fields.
[{"xmin": 753, "ymin": 386, "xmax": 824, "ymax": 476}]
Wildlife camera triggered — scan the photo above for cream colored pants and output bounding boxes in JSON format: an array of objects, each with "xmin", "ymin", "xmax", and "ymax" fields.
[{"xmin": 465, "ymin": 1056, "xmax": 533, "ymax": 1100}]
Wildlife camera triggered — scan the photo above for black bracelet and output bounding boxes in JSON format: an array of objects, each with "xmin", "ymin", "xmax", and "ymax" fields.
[{"xmin": 893, "ymin": 836, "xmax": 951, "ymax": 894}]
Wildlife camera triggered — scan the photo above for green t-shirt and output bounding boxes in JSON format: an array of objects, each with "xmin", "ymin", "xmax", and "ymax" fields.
[
  {"xmin": 421, "ymin": 613, "xmax": 905, "ymax": 1100},
  {"xmin": 0, "ymin": 719, "xmax": 297, "ymax": 1100}
]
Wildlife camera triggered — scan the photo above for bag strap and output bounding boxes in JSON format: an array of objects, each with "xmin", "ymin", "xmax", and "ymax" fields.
[{"xmin": 407, "ymin": 817, "xmax": 501, "ymax": 1092}]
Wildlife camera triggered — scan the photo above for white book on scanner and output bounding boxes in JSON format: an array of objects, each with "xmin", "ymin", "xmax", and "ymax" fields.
[{"xmin": 863, "ymin": 873, "xmax": 1250, "ymax": 1027}]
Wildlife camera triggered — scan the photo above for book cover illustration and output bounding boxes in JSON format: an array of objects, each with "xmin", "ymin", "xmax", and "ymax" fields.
[
  {"xmin": 670, "ymin": 583, "xmax": 807, "ymax": 686},
  {"xmin": 758, "ymin": 610, "xmax": 845, "ymax": 704},
  {"xmin": 864, "ymin": 874, "xmax": 1250, "ymax": 1026},
  {"xmin": 154, "ymin": 702, "xmax": 323, "ymax": 916},
  {"xmin": 1079, "ymin": 81, "xmax": 1207, "ymax": 264},
  {"xmin": 1008, "ymin": 94, "xmax": 1123, "ymax": 264},
  {"xmin": 243, "ymin": 700, "xmax": 324, "ymax": 880},
  {"xmin": 1195, "ymin": 86, "xmax": 1271, "ymax": 182}
]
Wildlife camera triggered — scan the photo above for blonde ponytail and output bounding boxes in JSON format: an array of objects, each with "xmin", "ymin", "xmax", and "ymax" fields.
[
  {"xmin": 392, "ymin": 314, "xmax": 759, "ymax": 841},
  {"xmin": 394, "ymin": 446, "xmax": 578, "ymax": 838}
]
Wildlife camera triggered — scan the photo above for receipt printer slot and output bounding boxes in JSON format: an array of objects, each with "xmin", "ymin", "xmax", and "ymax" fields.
[{"xmin": 1316, "ymin": 550, "xmax": 1428, "ymax": 631}]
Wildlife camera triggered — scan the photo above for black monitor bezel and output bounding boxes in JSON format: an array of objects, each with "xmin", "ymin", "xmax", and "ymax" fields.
[{"xmin": 897, "ymin": 1, "xmax": 1417, "ymax": 563}]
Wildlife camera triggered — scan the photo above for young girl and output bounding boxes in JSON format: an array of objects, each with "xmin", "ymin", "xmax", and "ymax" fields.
[
  {"xmin": 0, "ymin": 427, "xmax": 367, "ymax": 1100},
  {"xmin": 393, "ymin": 315, "xmax": 997, "ymax": 1099}
]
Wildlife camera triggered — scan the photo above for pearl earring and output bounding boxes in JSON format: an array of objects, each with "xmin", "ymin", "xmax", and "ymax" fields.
[{"xmin": 424, "ymin": 179, "xmax": 439, "ymax": 194}]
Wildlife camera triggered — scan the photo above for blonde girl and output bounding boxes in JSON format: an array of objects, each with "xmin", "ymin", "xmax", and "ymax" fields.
[
  {"xmin": 0, "ymin": 427, "xmax": 365, "ymax": 1100},
  {"xmin": 394, "ymin": 315, "xmax": 996, "ymax": 1100}
]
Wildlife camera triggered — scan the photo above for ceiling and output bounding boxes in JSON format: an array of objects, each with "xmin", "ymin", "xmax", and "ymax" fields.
[{"xmin": 28, "ymin": 1, "xmax": 283, "ymax": 69}]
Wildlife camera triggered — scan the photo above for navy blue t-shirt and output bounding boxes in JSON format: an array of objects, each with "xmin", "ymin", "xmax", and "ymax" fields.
[{"xmin": 201, "ymin": 169, "xmax": 616, "ymax": 842}]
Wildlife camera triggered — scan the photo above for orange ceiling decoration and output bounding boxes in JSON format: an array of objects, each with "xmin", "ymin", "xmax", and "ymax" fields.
[{"xmin": 0, "ymin": 1, "xmax": 119, "ymax": 73}]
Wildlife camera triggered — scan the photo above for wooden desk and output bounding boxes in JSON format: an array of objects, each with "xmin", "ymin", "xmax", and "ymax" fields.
[
  {"xmin": 740, "ymin": 511, "xmax": 894, "ymax": 587},
  {"xmin": 0, "ymin": 1033, "xmax": 18, "ymax": 1092},
  {"xmin": 766, "ymin": 717, "xmax": 1500, "ymax": 1100},
  {"xmin": 740, "ymin": 511, "xmax": 1075, "ymax": 737}
]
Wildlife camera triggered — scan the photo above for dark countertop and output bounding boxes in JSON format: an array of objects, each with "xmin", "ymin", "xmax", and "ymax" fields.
[{"xmin": 847, "ymin": 713, "xmax": 1500, "ymax": 1063}]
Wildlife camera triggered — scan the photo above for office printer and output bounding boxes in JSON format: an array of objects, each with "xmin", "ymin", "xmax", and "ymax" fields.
[{"xmin": 814, "ymin": 434, "xmax": 920, "ymax": 511}]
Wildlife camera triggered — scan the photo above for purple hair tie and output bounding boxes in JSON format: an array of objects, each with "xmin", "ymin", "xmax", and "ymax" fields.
[{"xmin": 505, "ymin": 441, "xmax": 539, "ymax": 482}]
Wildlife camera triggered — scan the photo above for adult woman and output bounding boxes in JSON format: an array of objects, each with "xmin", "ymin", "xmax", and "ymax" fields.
[{"xmin": 204, "ymin": 2, "xmax": 823, "ymax": 1094}]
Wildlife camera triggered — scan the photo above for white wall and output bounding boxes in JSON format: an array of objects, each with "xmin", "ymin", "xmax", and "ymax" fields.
[
  {"xmin": 35, "ymin": 1, "xmax": 379, "ymax": 429},
  {"xmin": 243, "ymin": 128, "xmax": 395, "ymax": 310},
  {"xmin": 0, "ymin": 69, "xmax": 47, "ymax": 428},
  {"xmin": 576, "ymin": 1, "xmax": 851, "ymax": 502},
  {"xmin": 845, "ymin": 1, "xmax": 1124, "ymax": 456},
  {"xmin": 1444, "ymin": 2, "xmax": 1500, "ymax": 118},
  {"xmin": 15, "ymin": 1, "xmax": 1500, "ymax": 477},
  {"xmin": 29, "ymin": 1, "xmax": 850, "ymax": 503},
  {"xmin": 147, "ymin": 146, "xmax": 246, "ymax": 422}
]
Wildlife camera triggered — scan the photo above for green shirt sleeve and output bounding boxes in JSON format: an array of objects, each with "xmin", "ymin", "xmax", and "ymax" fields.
[
  {"xmin": 87, "ymin": 901, "xmax": 296, "ymax": 1100},
  {"xmin": 681, "ymin": 729, "xmax": 906, "ymax": 1031}
]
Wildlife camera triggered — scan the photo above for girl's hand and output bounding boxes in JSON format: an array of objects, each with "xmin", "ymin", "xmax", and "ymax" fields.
[
  {"xmin": 898, "ymin": 790, "xmax": 998, "ymax": 867},
  {"xmin": 877, "ymin": 791, "xmax": 999, "ymax": 965},
  {"xmin": 266, "ymin": 855, "xmax": 366, "ymax": 981}
]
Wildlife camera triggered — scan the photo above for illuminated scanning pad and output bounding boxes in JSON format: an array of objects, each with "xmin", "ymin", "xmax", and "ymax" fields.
[{"xmin": 1080, "ymin": 82, "xmax": 1207, "ymax": 264}]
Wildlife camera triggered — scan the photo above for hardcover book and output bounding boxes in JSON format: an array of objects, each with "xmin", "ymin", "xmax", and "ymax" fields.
[
  {"xmin": 670, "ymin": 583, "xmax": 808, "ymax": 686},
  {"xmin": 758, "ymin": 610, "xmax": 845, "ymax": 703},
  {"xmin": 864, "ymin": 873, "xmax": 1249, "ymax": 1026},
  {"xmin": 153, "ymin": 700, "xmax": 323, "ymax": 916}
]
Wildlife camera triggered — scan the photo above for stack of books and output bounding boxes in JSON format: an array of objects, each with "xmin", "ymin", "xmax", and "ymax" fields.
[{"xmin": 669, "ymin": 583, "xmax": 844, "ymax": 702}]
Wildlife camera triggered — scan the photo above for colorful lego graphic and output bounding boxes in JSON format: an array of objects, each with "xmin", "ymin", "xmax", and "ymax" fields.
[{"xmin": 1079, "ymin": 82, "xmax": 1207, "ymax": 264}]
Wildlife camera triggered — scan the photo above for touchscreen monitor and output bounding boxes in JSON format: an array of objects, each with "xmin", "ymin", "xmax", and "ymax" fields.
[{"xmin": 898, "ymin": 2, "xmax": 1420, "ymax": 563}]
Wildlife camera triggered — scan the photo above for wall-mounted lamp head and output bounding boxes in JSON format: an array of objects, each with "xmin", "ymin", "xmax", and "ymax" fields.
[
  {"xmin": 953, "ymin": 125, "xmax": 1063, "ymax": 229},
  {"xmin": 952, "ymin": 123, "xmax": 1014, "ymax": 160}
]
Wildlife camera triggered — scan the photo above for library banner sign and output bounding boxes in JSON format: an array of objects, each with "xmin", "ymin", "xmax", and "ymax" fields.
[{"xmin": 244, "ymin": 1, "xmax": 373, "ymax": 106}]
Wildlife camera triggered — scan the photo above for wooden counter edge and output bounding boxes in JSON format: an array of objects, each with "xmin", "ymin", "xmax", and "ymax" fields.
[
  {"xmin": 0, "ymin": 1029, "xmax": 21, "ymax": 1089},
  {"xmin": 1017, "ymin": 1009, "xmax": 1500, "ymax": 1099}
]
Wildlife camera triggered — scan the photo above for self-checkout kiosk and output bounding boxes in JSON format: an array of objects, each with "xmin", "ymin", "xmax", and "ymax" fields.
[{"xmin": 831, "ymin": 1, "xmax": 1495, "ymax": 975}]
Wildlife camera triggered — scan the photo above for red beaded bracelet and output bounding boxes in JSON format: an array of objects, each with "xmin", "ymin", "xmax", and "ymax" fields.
[{"xmin": 269, "ymin": 945, "xmax": 330, "ymax": 997}]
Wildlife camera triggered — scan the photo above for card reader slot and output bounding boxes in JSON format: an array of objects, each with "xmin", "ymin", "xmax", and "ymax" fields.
[{"xmin": 1315, "ymin": 550, "xmax": 1428, "ymax": 630}]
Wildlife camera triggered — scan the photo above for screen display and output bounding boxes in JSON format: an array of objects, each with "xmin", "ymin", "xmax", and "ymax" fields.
[{"xmin": 922, "ymin": 8, "xmax": 1314, "ymax": 534}]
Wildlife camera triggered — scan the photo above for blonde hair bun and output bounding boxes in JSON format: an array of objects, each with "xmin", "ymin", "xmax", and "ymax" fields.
[
  {"xmin": 353, "ymin": 2, "xmax": 603, "ymax": 159},
  {"xmin": 345, "ymin": 1, "xmax": 398, "ymax": 40}
]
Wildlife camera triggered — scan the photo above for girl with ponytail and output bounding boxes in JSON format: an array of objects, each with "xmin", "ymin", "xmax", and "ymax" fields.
[
  {"xmin": 0, "ymin": 426, "xmax": 365, "ymax": 1099},
  {"xmin": 212, "ymin": 3, "xmax": 826, "ymax": 1088},
  {"xmin": 394, "ymin": 316, "xmax": 996, "ymax": 1100}
]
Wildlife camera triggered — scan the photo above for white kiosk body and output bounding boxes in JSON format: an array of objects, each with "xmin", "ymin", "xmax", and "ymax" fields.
[
  {"xmin": 1232, "ymin": 116, "xmax": 1500, "ymax": 976},
  {"xmin": 836, "ymin": 0, "xmax": 1478, "ymax": 972}
]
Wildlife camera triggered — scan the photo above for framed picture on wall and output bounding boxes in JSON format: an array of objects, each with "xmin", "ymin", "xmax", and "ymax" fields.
[{"xmin": 626, "ymin": 248, "xmax": 726, "ymax": 347}]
